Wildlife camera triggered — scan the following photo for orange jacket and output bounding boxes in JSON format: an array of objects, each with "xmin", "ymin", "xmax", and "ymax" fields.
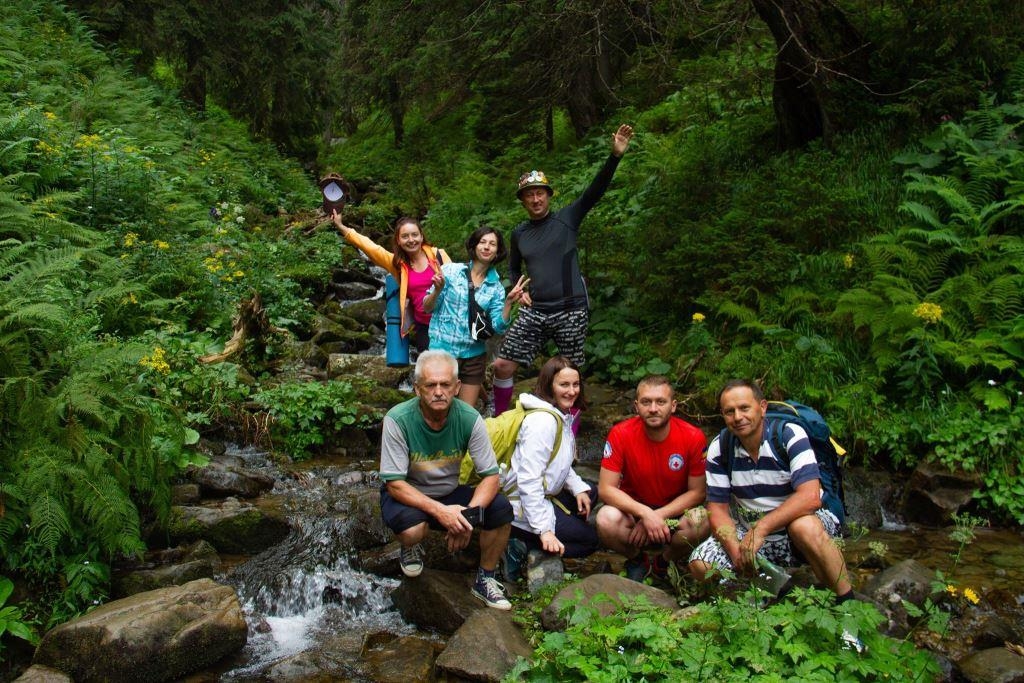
[{"xmin": 341, "ymin": 228, "xmax": 448, "ymax": 336}]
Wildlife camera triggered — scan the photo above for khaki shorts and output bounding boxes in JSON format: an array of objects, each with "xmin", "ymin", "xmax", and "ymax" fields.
[{"xmin": 458, "ymin": 352, "xmax": 487, "ymax": 385}]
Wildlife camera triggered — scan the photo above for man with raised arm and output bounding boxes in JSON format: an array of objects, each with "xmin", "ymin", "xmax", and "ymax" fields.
[
  {"xmin": 378, "ymin": 350, "xmax": 514, "ymax": 609},
  {"xmin": 688, "ymin": 379, "xmax": 853, "ymax": 604},
  {"xmin": 596, "ymin": 375, "xmax": 709, "ymax": 581},
  {"xmin": 491, "ymin": 124, "xmax": 635, "ymax": 419}
]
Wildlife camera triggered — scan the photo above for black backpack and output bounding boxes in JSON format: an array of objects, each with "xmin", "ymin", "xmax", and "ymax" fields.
[{"xmin": 717, "ymin": 399, "xmax": 847, "ymax": 525}]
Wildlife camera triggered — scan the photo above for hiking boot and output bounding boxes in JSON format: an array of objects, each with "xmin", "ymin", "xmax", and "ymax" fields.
[
  {"xmin": 501, "ymin": 537, "xmax": 527, "ymax": 582},
  {"xmin": 472, "ymin": 575, "xmax": 511, "ymax": 610},
  {"xmin": 399, "ymin": 543, "xmax": 425, "ymax": 578},
  {"xmin": 624, "ymin": 552, "xmax": 668, "ymax": 583}
]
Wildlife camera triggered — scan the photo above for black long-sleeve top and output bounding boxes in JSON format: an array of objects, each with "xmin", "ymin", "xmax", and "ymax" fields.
[{"xmin": 508, "ymin": 154, "xmax": 622, "ymax": 313}]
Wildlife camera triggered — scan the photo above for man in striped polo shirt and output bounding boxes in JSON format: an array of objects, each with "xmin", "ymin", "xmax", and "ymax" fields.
[{"xmin": 688, "ymin": 379, "xmax": 853, "ymax": 603}]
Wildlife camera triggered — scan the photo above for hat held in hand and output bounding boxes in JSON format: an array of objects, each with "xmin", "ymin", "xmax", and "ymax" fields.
[{"xmin": 318, "ymin": 173, "xmax": 351, "ymax": 215}]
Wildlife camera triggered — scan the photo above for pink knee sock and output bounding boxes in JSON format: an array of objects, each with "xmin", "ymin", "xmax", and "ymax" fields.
[{"xmin": 492, "ymin": 377, "xmax": 514, "ymax": 416}]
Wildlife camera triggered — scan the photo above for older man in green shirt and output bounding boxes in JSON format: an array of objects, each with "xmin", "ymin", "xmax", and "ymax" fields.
[{"xmin": 379, "ymin": 350, "xmax": 514, "ymax": 609}]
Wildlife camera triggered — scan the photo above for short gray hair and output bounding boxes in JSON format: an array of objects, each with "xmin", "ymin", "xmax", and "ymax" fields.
[{"xmin": 413, "ymin": 350, "xmax": 459, "ymax": 384}]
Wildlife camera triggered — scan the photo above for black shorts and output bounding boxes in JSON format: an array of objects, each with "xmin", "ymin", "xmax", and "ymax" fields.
[
  {"xmin": 380, "ymin": 484, "xmax": 514, "ymax": 534},
  {"xmin": 498, "ymin": 307, "xmax": 589, "ymax": 367}
]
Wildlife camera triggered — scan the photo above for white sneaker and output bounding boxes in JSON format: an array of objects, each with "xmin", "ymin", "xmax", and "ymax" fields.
[
  {"xmin": 841, "ymin": 628, "xmax": 865, "ymax": 653},
  {"xmin": 471, "ymin": 575, "xmax": 511, "ymax": 610},
  {"xmin": 399, "ymin": 543, "xmax": 425, "ymax": 577}
]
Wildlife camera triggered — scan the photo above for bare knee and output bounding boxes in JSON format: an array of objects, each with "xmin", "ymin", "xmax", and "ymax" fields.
[{"xmin": 493, "ymin": 358, "xmax": 517, "ymax": 379}]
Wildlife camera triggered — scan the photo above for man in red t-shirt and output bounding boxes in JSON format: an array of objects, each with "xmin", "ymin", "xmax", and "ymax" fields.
[{"xmin": 597, "ymin": 376, "xmax": 710, "ymax": 581}]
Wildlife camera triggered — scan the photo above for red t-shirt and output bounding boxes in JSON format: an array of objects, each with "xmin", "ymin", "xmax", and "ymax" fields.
[{"xmin": 602, "ymin": 416, "xmax": 707, "ymax": 508}]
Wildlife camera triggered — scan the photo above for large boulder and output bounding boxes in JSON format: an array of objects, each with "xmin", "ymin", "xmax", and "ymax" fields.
[
  {"xmin": 32, "ymin": 579, "xmax": 246, "ymax": 682},
  {"xmin": 166, "ymin": 498, "xmax": 290, "ymax": 554},
  {"xmin": 541, "ymin": 573, "xmax": 678, "ymax": 631},
  {"xmin": 389, "ymin": 569, "xmax": 488, "ymax": 635},
  {"xmin": 957, "ymin": 647, "xmax": 1024, "ymax": 683},
  {"xmin": 903, "ymin": 463, "xmax": 981, "ymax": 526},
  {"xmin": 435, "ymin": 609, "xmax": 532, "ymax": 682}
]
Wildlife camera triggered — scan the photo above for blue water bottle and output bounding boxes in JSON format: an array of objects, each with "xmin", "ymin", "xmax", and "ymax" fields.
[{"xmin": 384, "ymin": 274, "xmax": 410, "ymax": 367}]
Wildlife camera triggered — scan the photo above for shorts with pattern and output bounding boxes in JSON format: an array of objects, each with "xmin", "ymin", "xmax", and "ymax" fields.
[
  {"xmin": 688, "ymin": 508, "xmax": 840, "ymax": 570},
  {"xmin": 498, "ymin": 306, "xmax": 589, "ymax": 367}
]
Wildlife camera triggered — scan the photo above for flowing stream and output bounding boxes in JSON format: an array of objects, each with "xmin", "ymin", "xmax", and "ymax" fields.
[{"xmin": 213, "ymin": 447, "xmax": 411, "ymax": 680}]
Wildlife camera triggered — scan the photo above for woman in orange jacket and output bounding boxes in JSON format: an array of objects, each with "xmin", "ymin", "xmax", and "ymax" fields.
[{"xmin": 332, "ymin": 212, "xmax": 449, "ymax": 352}]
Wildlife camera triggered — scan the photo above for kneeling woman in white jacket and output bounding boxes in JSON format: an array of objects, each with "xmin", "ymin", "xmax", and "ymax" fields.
[{"xmin": 501, "ymin": 356, "xmax": 598, "ymax": 562}]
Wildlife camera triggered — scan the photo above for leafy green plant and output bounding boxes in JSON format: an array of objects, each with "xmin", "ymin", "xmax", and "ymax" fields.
[
  {"xmin": 507, "ymin": 589, "xmax": 938, "ymax": 682},
  {"xmin": 0, "ymin": 577, "xmax": 39, "ymax": 661},
  {"xmin": 253, "ymin": 380, "xmax": 381, "ymax": 459}
]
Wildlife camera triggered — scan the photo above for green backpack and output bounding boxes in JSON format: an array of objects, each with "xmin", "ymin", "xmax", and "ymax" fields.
[{"xmin": 458, "ymin": 402, "xmax": 563, "ymax": 485}]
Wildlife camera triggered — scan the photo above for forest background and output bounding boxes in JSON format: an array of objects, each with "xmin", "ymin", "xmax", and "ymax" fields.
[{"xmin": 2, "ymin": 0, "xmax": 1024, "ymax": 637}]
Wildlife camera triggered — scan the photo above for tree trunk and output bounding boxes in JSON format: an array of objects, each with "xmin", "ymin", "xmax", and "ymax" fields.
[
  {"xmin": 750, "ymin": 0, "xmax": 871, "ymax": 149},
  {"xmin": 181, "ymin": 36, "xmax": 206, "ymax": 111}
]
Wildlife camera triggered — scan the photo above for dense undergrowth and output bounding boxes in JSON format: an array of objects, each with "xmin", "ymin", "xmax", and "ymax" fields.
[{"xmin": 1, "ymin": 0, "xmax": 1023, "ymax": 657}]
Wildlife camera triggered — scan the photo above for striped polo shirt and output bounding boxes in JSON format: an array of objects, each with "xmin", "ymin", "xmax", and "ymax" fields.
[{"xmin": 706, "ymin": 421, "xmax": 821, "ymax": 537}]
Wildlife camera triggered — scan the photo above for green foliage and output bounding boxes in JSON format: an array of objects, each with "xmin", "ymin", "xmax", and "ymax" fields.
[
  {"xmin": 0, "ymin": 577, "xmax": 39, "ymax": 661},
  {"xmin": 253, "ymin": 380, "xmax": 382, "ymax": 460},
  {"xmin": 508, "ymin": 589, "xmax": 938, "ymax": 682}
]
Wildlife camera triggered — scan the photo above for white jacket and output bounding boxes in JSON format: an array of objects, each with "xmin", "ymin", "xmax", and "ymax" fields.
[{"xmin": 501, "ymin": 393, "xmax": 591, "ymax": 535}]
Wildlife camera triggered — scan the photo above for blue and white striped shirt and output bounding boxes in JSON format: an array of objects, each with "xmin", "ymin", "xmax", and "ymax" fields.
[{"xmin": 706, "ymin": 421, "xmax": 821, "ymax": 534}]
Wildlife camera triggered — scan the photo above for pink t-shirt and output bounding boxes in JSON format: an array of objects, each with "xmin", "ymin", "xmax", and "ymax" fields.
[{"xmin": 406, "ymin": 265, "xmax": 436, "ymax": 324}]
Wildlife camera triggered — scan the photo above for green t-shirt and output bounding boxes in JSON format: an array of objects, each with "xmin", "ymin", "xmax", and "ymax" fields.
[{"xmin": 380, "ymin": 397, "xmax": 498, "ymax": 497}]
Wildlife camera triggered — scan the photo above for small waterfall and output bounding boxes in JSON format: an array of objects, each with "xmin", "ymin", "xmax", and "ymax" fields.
[{"xmin": 217, "ymin": 447, "xmax": 410, "ymax": 679}]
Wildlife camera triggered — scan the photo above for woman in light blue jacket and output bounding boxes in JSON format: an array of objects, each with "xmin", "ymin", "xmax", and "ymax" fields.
[{"xmin": 423, "ymin": 226, "xmax": 528, "ymax": 410}]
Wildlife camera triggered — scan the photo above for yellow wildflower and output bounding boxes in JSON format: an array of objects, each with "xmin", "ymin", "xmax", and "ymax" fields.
[
  {"xmin": 843, "ymin": 253, "xmax": 854, "ymax": 269},
  {"xmin": 44, "ymin": 111, "xmax": 57, "ymax": 120},
  {"xmin": 153, "ymin": 240, "xmax": 170, "ymax": 250},
  {"xmin": 913, "ymin": 302, "xmax": 943, "ymax": 324},
  {"xmin": 692, "ymin": 312, "xmax": 706, "ymax": 323},
  {"xmin": 233, "ymin": 270, "xmax": 245, "ymax": 278},
  {"xmin": 139, "ymin": 347, "xmax": 170, "ymax": 375},
  {"xmin": 946, "ymin": 584, "xmax": 957, "ymax": 597},
  {"xmin": 123, "ymin": 232, "xmax": 139, "ymax": 247},
  {"xmin": 962, "ymin": 588, "xmax": 979, "ymax": 605}
]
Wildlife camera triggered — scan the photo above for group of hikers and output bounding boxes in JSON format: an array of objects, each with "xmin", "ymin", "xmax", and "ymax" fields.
[{"xmin": 331, "ymin": 124, "xmax": 853, "ymax": 617}]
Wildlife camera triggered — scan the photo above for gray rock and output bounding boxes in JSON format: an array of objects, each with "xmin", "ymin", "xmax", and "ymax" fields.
[
  {"xmin": 190, "ymin": 459, "xmax": 275, "ymax": 498},
  {"xmin": 390, "ymin": 569, "xmax": 489, "ymax": 635},
  {"xmin": 263, "ymin": 649, "xmax": 360, "ymax": 681},
  {"xmin": 13, "ymin": 665, "xmax": 72, "ymax": 683},
  {"xmin": 342, "ymin": 298, "xmax": 386, "ymax": 328},
  {"xmin": 327, "ymin": 353, "xmax": 412, "ymax": 387},
  {"xmin": 541, "ymin": 573, "xmax": 678, "ymax": 631},
  {"xmin": 344, "ymin": 487, "xmax": 392, "ymax": 551},
  {"xmin": 843, "ymin": 468, "xmax": 900, "ymax": 530},
  {"xmin": 166, "ymin": 498, "xmax": 291, "ymax": 554},
  {"xmin": 112, "ymin": 540, "xmax": 221, "ymax": 597},
  {"xmin": 435, "ymin": 609, "xmax": 532, "ymax": 682},
  {"xmin": 957, "ymin": 647, "xmax": 1024, "ymax": 683},
  {"xmin": 32, "ymin": 579, "xmax": 246, "ymax": 683},
  {"xmin": 171, "ymin": 483, "xmax": 201, "ymax": 505},
  {"xmin": 333, "ymin": 281, "xmax": 379, "ymax": 301},
  {"xmin": 361, "ymin": 633, "xmax": 437, "ymax": 683},
  {"xmin": 526, "ymin": 549, "xmax": 564, "ymax": 595},
  {"xmin": 861, "ymin": 558, "xmax": 936, "ymax": 608},
  {"xmin": 903, "ymin": 464, "xmax": 981, "ymax": 526},
  {"xmin": 860, "ymin": 558, "xmax": 938, "ymax": 638}
]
